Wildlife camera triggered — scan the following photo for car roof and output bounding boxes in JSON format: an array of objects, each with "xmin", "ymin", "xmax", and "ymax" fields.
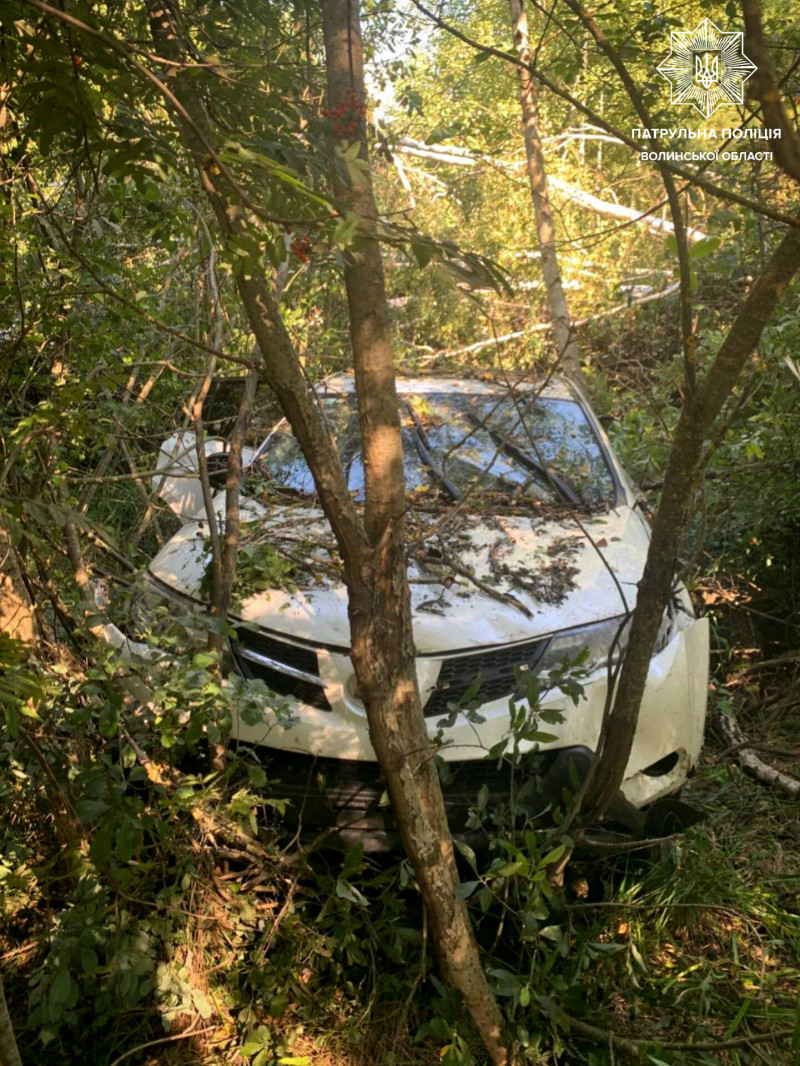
[{"xmin": 319, "ymin": 373, "xmax": 579, "ymax": 402}]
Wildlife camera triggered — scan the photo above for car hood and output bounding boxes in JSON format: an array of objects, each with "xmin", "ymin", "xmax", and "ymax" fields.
[{"xmin": 147, "ymin": 497, "xmax": 650, "ymax": 654}]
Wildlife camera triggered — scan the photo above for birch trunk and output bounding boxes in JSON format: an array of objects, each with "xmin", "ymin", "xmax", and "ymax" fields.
[{"xmin": 509, "ymin": 0, "xmax": 581, "ymax": 379}]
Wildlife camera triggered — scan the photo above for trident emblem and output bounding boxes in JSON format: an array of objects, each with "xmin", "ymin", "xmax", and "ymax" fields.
[{"xmin": 695, "ymin": 53, "xmax": 719, "ymax": 89}]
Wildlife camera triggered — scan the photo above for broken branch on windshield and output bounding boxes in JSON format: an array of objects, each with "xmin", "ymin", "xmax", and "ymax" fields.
[{"xmin": 406, "ymin": 403, "xmax": 461, "ymax": 500}]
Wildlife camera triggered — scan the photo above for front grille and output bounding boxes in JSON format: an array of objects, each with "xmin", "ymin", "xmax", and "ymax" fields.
[
  {"xmin": 230, "ymin": 628, "xmax": 331, "ymax": 711},
  {"xmin": 236, "ymin": 749, "xmax": 559, "ymax": 848},
  {"xmin": 423, "ymin": 638, "xmax": 549, "ymax": 718}
]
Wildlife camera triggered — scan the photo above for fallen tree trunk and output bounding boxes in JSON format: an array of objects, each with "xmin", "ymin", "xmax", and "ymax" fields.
[
  {"xmin": 427, "ymin": 281, "xmax": 680, "ymax": 360},
  {"xmin": 715, "ymin": 707, "xmax": 800, "ymax": 797},
  {"xmin": 392, "ymin": 137, "xmax": 706, "ymax": 242}
]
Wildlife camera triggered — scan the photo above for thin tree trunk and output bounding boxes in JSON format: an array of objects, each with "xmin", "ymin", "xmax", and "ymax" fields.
[
  {"xmin": 0, "ymin": 977, "xmax": 22, "ymax": 1066},
  {"xmin": 320, "ymin": 3, "xmax": 509, "ymax": 1063},
  {"xmin": 213, "ymin": 365, "xmax": 259, "ymax": 624},
  {"xmin": 207, "ymin": 364, "xmax": 259, "ymax": 772},
  {"xmin": 145, "ymin": 2, "xmax": 509, "ymax": 1059},
  {"xmin": 509, "ymin": 0, "xmax": 581, "ymax": 379},
  {"xmin": 742, "ymin": 0, "xmax": 800, "ymax": 184},
  {"xmin": 581, "ymin": 224, "xmax": 800, "ymax": 823},
  {"xmin": 145, "ymin": 2, "xmax": 364, "ymax": 568}
]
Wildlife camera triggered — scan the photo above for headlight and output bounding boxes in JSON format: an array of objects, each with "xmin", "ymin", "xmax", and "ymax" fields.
[
  {"xmin": 537, "ymin": 615, "xmax": 630, "ymax": 676},
  {"xmin": 536, "ymin": 605, "xmax": 676, "ymax": 679}
]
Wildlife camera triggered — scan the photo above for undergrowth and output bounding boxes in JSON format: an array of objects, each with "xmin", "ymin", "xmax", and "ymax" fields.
[{"xmin": 2, "ymin": 622, "xmax": 799, "ymax": 1066}]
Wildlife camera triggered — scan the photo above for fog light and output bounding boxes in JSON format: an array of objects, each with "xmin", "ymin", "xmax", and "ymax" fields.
[{"xmin": 642, "ymin": 751, "xmax": 680, "ymax": 778}]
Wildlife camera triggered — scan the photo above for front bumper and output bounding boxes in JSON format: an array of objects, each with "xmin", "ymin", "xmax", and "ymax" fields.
[{"xmin": 231, "ymin": 617, "xmax": 710, "ymax": 813}]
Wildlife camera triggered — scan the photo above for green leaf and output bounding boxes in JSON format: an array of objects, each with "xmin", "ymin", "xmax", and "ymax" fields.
[
  {"xmin": 489, "ymin": 967, "xmax": 522, "ymax": 994},
  {"xmin": 459, "ymin": 672, "xmax": 483, "ymax": 706},
  {"xmin": 335, "ymin": 879, "xmax": 369, "ymax": 907},
  {"xmin": 192, "ymin": 988, "xmax": 213, "ymax": 1019},
  {"xmin": 333, "ymin": 212, "xmax": 359, "ymax": 249},
  {"xmin": 478, "ymin": 886, "xmax": 494, "ymax": 912},
  {"xmin": 488, "ymin": 738, "xmax": 508, "ymax": 759},
  {"xmin": 411, "ymin": 241, "xmax": 432, "ymax": 268},
  {"xmin": 4, "ymin": 703, "xmax": 20, "ymax": 739},
  {"xmin": 630, "ymin": 941, "xmax": 648, "ymax": 972},
  {"xmin": 98, "ymin": 700, "xmax": 120, "ymax": 739},
  {"xmin": 90, "ymin": 820, "xmax": 114, "ymax": 864},
  {"xmin": 539, "ymin": 844, "xmax": 567, "ymax": 868},
  {"xmin": 455, "ymin": 880, "xmax": 479, "ymax": 900},
  {"xmin": 192, "ymin": 652, "xmax": 218, "ymax": 669},
  {"xmin": 688, "ymin": 236, "xmax": 721, "ymax": 260},
  {"xmin": 80, "ymin": 949, "xmax": 99, "ymax": 973},
  {"xmin": 341, "ymin": 843, "xmax": 364, "ymax": 879},
  {"xmin": 76, "ymin": 797, "xmax": 108, "ymax": 822},
  {"xmin": 453, "ymin": 839, "xmax": 477, "ymax": 870},
  {"xmin": 50, "ymin": 968, "xmax": 72, "ymax": 1008},
  {"xmin": 494, "ymin": 856, "xmax": 529, "ymax": 878},
  {"xmin": 115, "ymin": 820, "xmax": 139, "ymax": 863},
  {"xmin": 427, "ymin": 127, "xmax": 455, "ymax": 145}
]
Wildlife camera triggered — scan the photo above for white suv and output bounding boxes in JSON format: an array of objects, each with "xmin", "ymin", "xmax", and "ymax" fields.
[{"xmin": 113, "ymin": 375, "xmax": 709, "ymax": 844}]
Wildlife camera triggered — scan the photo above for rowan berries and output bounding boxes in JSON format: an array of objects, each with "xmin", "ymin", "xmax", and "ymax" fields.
[
  {"xmin": 289, "ymin": 235, "xmax": 313, "ymax": 263},
  {"xmin": 321, "ymin": 87, "xmax": 367, "ymax": 138}
]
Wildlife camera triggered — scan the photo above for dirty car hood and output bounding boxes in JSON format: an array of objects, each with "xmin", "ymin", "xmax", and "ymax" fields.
[{"xmin": 147, "ymin": 498, "xmax": 650, "ymax": 653}]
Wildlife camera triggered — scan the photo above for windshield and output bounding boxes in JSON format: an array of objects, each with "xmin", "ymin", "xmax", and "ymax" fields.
[{"xmin": 251, "ymin": 391, "xmax": 615, "ymax": 507}]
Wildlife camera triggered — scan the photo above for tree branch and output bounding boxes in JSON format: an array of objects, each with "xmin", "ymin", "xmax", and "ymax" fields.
[{"xmin": 742, "ymin": 0, "xmax": 800, "ymax": 184}]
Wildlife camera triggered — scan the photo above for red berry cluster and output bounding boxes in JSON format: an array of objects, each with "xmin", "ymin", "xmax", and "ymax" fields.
[
  {"xmin": 289, "ymin": 235, "xmax": 313, "ymax": 263},
  {"xmin": 321, "ymin": 87, "xmax": 366, "ymax": 139}
]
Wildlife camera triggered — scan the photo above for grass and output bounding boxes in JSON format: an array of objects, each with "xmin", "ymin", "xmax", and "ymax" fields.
[{"xmin": 549, "ymin": 712, "xmax": 800, "ymax": 1064}]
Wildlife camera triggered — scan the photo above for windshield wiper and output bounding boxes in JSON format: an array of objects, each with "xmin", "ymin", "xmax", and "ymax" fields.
[
  {"xmin": 466, "ymin": 414, "xmax": 583, "ymax": 506},
  {"xmin": 406, "ymin": 404, "xmax": 461, "ymax": 501}
]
